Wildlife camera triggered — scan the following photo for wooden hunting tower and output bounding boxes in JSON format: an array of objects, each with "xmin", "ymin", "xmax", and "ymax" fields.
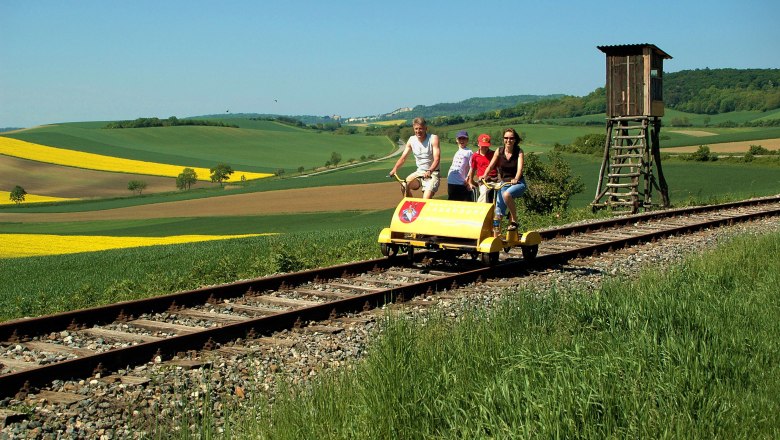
[{"xmin": 592, "ymin": 43, "xmax": 672, "ymax": 213}]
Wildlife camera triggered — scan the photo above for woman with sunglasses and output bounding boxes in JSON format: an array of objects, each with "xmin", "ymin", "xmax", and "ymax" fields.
[{"xmin": 480, "ymin": 128, "xmax": 527, "ymax": 236}]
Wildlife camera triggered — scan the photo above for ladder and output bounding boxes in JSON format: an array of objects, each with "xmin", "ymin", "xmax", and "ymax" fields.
[{"xmin": 592, "ymin": 116, "xmax": 669, "ymax": 214}]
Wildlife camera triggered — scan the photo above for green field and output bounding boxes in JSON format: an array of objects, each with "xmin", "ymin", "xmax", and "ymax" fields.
[
  {"xmin": 0, "ymin": 210, "xmax": 392, "ymax": 236},
  {"xmin": 3, "ymin": 120, "xmax": 396, "ymax": 173},
  {"xmin": 550, "ymin": 108, "xmax": 780, "ymax": 127},
  {"xmin": 1, "ymin": 156, "xmax": 777, "ymax": 238},
  {"xmin": 1, "ymin": 114, "xmax": 779, "ymax": 375},
  {"xmin": 438, "ymin": 124, "xmax": 605, "ymax": 149},
  {"xmin": 1, "ymin": 116, "xmax": 779, "ymax": 224}
]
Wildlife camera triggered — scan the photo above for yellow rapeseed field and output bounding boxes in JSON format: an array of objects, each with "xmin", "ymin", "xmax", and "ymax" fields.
[
  {"xmin": 372, "ymin": 119, "xmax": 407, "ymax": 126},
  {"xmin": 0, "ymin": 137, "xmax": 273, "ymax": 181},
  {"xmin": 0, "ymin": 191, "xmax": 79, "ymax": 205},
  {"xmin": 0, "ymin": 233, "xmax": 272, "ymax": 258}
]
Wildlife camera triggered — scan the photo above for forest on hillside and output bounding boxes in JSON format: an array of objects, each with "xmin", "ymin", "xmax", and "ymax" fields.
[
  {"xmin": 419, "ymin": 68, "xmax": 780, "ymax": 127},
  {"xmin": 186, "ymin": 68, "xmax": 780, "ymax": 134},
  {"xmin": 390, "ymin": 95, "xmax": 565, "ymax": 121},
  {"xmin": 664, "ymin": 68, "xmax": 780, "ymax": 113}
]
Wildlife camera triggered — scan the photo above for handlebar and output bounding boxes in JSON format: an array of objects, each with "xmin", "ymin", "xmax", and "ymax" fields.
[
  {"xmin": 388, "ymin": 173, "xmax": 404, "ymax": 183},
  {"xmin": 480, "ymin": 179, "xmax": 512, "ymax": 190},
  {"xmin": 389, "ymin": 173, "xmax": 424, "ymax": 183}
]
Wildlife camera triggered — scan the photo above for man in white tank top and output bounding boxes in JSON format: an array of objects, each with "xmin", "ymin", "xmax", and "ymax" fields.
[{"xmin": 390, "ymin": 117, "xmax": 441, "ymax": 199}]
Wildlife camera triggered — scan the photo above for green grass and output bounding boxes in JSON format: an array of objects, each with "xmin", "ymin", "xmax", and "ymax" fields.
[
  {"xmin": 2, "ymin": 121, "xmax": 396, "ymax": 173},
  {"xmin": 661, "ymin": 126, "xmax": 780, "ymax": 148},
  {"xmin": 440, "ymin": 123, "xmax": 604, "ymax": 150},
  {"xmin": 1, "ymin": 118, "xmax": 778, "ymax": 240},
  {"xmin": 0, "ymin": 210, "xmax": 393, "ymax": 236},
  {"xmin": 2, "ymin": 152, "xmax": 778, "ymax": 221},
  {"xmin": 548, "ymin": 108, "xmax": 780, "ymax": 128},
  {"xmin": 441, "ymin": 119, "xmax": 780, "ymax": 154},
  {"xmin": 0, "ymin": 207, "xmax": 608, "ymax": 322},
  {"xmin": 207, "ymin": 231, "xmax": 780, "ymax": 439},
  {"xmin": 548, "ymin": 154, "xmax": 780, "ymax": 209},
  {"xmin": 0, "ymin": 227, "xmax": 382, "ymax": 321}
]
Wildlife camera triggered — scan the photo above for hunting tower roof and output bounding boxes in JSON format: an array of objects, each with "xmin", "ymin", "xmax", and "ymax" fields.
[{"xmin": 597, "ymin": 43, "xmax": 672, "ymax": 59}]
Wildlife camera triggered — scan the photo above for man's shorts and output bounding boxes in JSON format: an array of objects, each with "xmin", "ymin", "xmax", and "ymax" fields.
[
  {"xmin": 476, "ymin": 183, "xmax": 495, "ymax": 203},
  {"xmin": 407, "ymin": 170, "xmax": 440, "ymax": 194}
]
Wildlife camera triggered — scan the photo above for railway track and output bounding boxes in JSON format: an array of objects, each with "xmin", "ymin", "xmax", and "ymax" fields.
[{"xmin": 1, "ymin": 195, "xmax": 778, "ymax": 401}]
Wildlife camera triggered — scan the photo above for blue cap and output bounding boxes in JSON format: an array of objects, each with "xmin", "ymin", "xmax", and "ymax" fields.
[{"xmin": 456, "ymin": 130, "xmax": 469, "ymax": 138}]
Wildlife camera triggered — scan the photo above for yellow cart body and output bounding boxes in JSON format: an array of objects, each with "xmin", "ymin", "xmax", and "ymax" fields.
[{"xmin": 378, "ymin": 197, "xmax": 541, "ymax": 260}]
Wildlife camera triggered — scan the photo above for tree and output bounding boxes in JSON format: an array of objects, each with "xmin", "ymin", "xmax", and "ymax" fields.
[
  {"xmin": 330, "ymin": 152, "xmax": 342, "ymax": 166},
  {"xmin": 127, "ymin": 180, "xmax": 147, "ymax": 195},
  {"xmin": 9, "ymin": 185, "xmax": 26, "ymax": 204},
  {"xmin": 176, "ymin": 167, "xmax": 198, "ymax": 190},
  {"xmin": 210, "ymin": 163, "xmax": 234, "ymax": 186}
]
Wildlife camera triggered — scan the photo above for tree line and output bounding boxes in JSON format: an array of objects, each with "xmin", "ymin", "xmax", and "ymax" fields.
[
  {"xmin": 389, "ymin": 94, "xmax": 565, "ymax": 121},
  {"xmin": 251, "ymin": 116, "xmax": 358, "ymax": 134},
  {"xmin": 381, "ymin": 68, "xmax": 780, "ymax": 130},
  {"xmin": 664, "ymin": 68, "xmax": 780, "ymax": 113},
  {"xmin": 105, "ymin": 116, "xmax": 238, "ymax": 129}
]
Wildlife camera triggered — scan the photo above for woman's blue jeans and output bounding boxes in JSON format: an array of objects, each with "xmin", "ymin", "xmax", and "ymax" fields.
[{"xmin": 495, "ymin": 178, "xmax": 527, "ymax": 218}]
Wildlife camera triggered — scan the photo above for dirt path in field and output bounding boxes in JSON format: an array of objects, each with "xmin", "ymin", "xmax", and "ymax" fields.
[
  {"xmin": 663, "ymin": 138, "xmax": 780, "ymax": 153},
  {"xmin": 667, "ymin": 130, "xmax": 719, "ymax": 137},
  {"xmin": 0, "ymin": 182, "xmax": 405, "ymax": 223}
]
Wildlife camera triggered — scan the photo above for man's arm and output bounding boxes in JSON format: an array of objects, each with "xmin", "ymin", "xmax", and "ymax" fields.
[
  {"xmin": 390, "ymin": 142, "xmax": 412, "ymax": 175},
  {"xmin": 428, "ymin": 134, "xmax": 441, "ymax": 173}
]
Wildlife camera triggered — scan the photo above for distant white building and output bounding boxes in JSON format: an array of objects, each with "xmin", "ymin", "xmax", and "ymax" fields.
[
  {"xmin": 344, "ymin": 107, "xmax": 412, "ymax": 124},
  {"xmin": 388, "ymin": 107, "xmax": 412, "ymax": 116}
]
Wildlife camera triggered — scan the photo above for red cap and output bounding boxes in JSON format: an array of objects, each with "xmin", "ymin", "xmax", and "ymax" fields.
[{"xmin": 477, "ymin": 134, "xmax": 491, "ymax": 147}]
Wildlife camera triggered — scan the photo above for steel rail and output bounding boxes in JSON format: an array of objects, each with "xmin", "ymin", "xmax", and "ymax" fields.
[{"xmin": 1, "ymin": 196, "xmax": 778, "ymax": 399}]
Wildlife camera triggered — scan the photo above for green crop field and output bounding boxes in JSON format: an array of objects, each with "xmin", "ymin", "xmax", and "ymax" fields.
[
  {"xmin": 3, "ymin": 120, "xmax": 396, "ymax": 173},
  {"xmin": 439, "ymin": 124, "xmax": 604, "ymax": 150},
  {"xmin": 1, "ymin": 115, "xmax": 779, "ymax": 321},
  {"xmin": 0, "ymin": 209, "xmax": 393, "ymax": 236},
  {"xmin": 2, "ymin": 115, "xmax": 778, "ymax": 237},
  {"xmin": 660, "ymin": 126, "xmax": 780, "ymax": 148},
  {"xmin": 548, "ymin": 108, "xmax": 780, "ymax": 127}
]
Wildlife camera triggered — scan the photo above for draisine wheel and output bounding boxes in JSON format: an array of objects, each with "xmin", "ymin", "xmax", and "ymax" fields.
[
  {"xmin": 380, "ymin": 243, "xmax": 399, "ymax": 258},
  {"xmin": 480, "ymin": 252, "xmax": 498, "ymax": 266},
  {"xmin": 521, "ymin": 244, "xmax": 538, "ymax": 261}
]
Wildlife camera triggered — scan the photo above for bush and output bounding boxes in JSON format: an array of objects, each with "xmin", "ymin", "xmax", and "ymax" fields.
[
  {"xmin": 552, "ymin": 134, "xmax": 605, "ymax": 156},
  {"xmin": 521, "ymin": 151, "xmax": 584, "ymax": 214},
  {"xmin": 127, "ymin": 180, "xmax": 147, "ymax": 194},
  {"xmin": 748, "ymin": 144, "xmax": 770, "ymax": 155},
  {"xmin": 685, "ymin": 145, "xmax": 717, "ymax": 162}
]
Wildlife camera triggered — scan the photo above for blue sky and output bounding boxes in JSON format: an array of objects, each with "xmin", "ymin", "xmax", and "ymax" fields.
[{"xmin": 1, "ymin": 0, "xmax": 779, "ymax": 128}]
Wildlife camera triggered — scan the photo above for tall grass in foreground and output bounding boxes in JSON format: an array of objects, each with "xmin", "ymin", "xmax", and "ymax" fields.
[{"xmin": 212, "ymin": 231, "xmax": 779, "ymax": 439}]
